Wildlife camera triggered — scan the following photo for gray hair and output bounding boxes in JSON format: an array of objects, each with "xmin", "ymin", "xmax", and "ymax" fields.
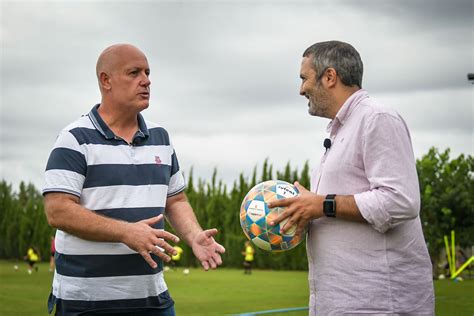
[{"xmin": 303, "ymin": 41, "xmax": 363, "ymax": 88}]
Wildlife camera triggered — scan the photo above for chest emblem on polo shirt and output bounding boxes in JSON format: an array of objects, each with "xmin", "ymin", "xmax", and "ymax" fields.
[{"xmin": 155, "ymin": 156, "xmax": 162, "ymax": 164}]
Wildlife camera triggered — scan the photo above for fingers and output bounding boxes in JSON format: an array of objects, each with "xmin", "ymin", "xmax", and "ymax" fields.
[
  {"xmin": 281, "ymin": 215, "xmax": 299, "ymax": 234},
  {"xmin": 154, "ymin": 238, "xmax": 177, "ymax": 257},
  {"xmin": 209, "ymin": 243, "xmax": 224, "ymax": 267},
  {"xmin": 195, "ymin": 237, "xmax": 225, "ymax": 271},
  {"xmin": 267, "ymin": 182, "xmax": 307, "ymax": 208},
  {"xmin": 202, "ymin": 230, "xmax": 226, "ymax": 253},
  {"xmin": 141, "ymin": 214, "xmax": 164, "ymax": 226},
  {"xmin": 294, "ymin": 181, "xmax": 310, "ymax": 193},
  {"xmin": 131, "ymin": 223, "xmax": 180, "ymax": 268},
  {"xmin": 281, "ymin": 212, "xmax": 310, "ymax": 236},
  {"xmin": 148, "ymin": 230, "xmax": 180, "ymax": 258},
  {"xmin": 201, "ymin": 253, "xmax": 222, "ymax": 271},
  {"xmin": 156, "ymin": 230, "xmax": 180, "ymax": 244},
  {"xmin": 209, "ymin": 257, "xmax": 217, "ymax": 269},
  {"xmin": 139, "ymin": 239, "xmax": 175, "ymax": 268},
  {"xmin": 269, "ymin": 209, "xmax": 291, "ymax": 226},
  {"xmin": 213, "ymin": 252, "xmax": 223, "ymax": 266},
  {"xmin": 215, "ymin": 243, "xmax": 226, "ymax": 254},
  {"xmin": 267, "ymin": 197, "xmax": 295, "ymax": 209},
  {"xmin": 140, "ymin": 250, "xmax": 158, "ymax": 269},
  {"xmin": 152, "ymin": 246, "xmax": 173, "ymax": 264}
]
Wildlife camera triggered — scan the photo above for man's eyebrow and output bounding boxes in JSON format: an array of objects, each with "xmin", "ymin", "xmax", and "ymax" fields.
[{"xmin": 126, "ymin": 66, "xmax": 144, "ymax": 71}]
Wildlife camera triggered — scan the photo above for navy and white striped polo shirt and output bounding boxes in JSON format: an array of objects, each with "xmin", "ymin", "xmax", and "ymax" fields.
[{"xmin": 43, "ymin": 104, "xmax": 185, "ymax": 314}]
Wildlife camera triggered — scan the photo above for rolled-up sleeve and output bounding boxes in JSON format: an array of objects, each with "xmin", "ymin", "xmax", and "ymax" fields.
[{"xmin": 354, "ymin": 112, "xmax": 420, "ymax": 233}]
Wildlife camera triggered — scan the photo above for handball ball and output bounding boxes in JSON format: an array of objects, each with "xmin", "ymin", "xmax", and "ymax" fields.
[{"xmin": 240, "ymin": 180, "xmax": 307, "ymax": 252}]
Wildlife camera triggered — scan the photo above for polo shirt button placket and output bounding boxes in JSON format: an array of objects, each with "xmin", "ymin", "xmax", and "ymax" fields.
[{"xmin": 129, "ymin": 142, "xmax": 135, "ymax": 161}]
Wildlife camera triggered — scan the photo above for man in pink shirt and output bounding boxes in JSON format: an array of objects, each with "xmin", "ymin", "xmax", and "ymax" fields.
[{"xmin": 269, "ymin": 41, "xmax": 434, "ymax": 315}]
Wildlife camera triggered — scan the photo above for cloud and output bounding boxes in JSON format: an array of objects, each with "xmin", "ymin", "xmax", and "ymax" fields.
[{"xmin": 1, "ymin": 0, "xmax": 473, "ymax": 190}]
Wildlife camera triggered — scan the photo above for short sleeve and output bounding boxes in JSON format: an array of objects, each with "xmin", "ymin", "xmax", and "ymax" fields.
[
  {"xmin": 43, "ymin": 130, "xmax": 87, "ymax": 197},
  {"xmin": 167, "ymin": 148, "xmax": 185, "ymax": 197}
]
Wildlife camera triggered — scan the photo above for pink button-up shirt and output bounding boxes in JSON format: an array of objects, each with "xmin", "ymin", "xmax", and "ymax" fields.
[{"xmin": 309, "ymin": 89, "xmax": 434, "ymax": 315}]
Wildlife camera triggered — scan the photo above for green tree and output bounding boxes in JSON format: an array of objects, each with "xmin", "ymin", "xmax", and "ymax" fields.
[
  {"xmin": 417, "ymin": 148, "xmax": 474, "ymax": 274},
  {"xmin": 0, "ymin": 181, "xmax": 53, "ymax": 260},
  {"xmin": 0, "ymin": 181, "xmax": 17, "ymax": 258}
]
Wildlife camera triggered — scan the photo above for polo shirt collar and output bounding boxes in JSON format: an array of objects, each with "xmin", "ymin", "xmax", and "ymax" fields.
[
  {"xmin": 326, "ymin": 89, "xmax": 369, "ymax": 133},
  {"xmin": 88, "ymin": 104, "xmax": 149, "ymax": 140},
  {"xmin": 136, "ymin": 112, "xmax": 149, "ymax": 138}
]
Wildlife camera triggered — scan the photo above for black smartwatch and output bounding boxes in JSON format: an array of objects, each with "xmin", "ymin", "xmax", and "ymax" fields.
[{"xmin": 323, "ymin": 194, "xmax": 336, "ymax": 217}]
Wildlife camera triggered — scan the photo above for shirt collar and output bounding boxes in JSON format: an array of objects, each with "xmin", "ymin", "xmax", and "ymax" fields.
[
  {"xmin": 88, "ymin": 104, "xmax": 149, "ymax": 140},
  {"xmin": 136, "ymin": 112, "xmax": 149, "ymax": 138},
  {"xmin": 326, "ymin": 89, "xmax": 369, "ymax": 133}
]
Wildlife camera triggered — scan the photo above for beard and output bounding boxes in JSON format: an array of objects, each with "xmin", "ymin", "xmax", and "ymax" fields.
[{"xmin": 307, "ymin": 84, "xmax": 332, "ymax": 118}]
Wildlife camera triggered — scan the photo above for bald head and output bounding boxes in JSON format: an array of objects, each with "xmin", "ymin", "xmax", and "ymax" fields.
[
  {"xmin": 96, "ymin": 44, "xmax": 147, "ymax": 80},
  {"xmin": 95, "ymin": 43, "xmax": 151, "ymax": 110}
]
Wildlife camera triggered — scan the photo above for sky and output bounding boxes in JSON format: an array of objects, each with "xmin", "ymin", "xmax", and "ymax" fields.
[{"xmin": 1, "ymin": 0, "xmax": 473, "ymax": 191}]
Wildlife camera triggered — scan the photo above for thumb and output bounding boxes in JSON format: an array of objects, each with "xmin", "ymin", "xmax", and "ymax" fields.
[
  {"xmin": 204, "ymin": 228, "xmax": 218, "ymax": 238},
  {"xmin": 141, "ymin": 214, "xmax": 164, "ymax": 226},
  {"xmin": 294, "ymin": 181, "xmax": 308, "ymax": 193}
]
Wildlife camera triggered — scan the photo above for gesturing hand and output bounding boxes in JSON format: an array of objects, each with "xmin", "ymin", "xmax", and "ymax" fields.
[
  {"xmin": 191, "ymin": 229, "xmax": 226, "ymax": 271},
  {"xmin": 122, "ymin": 214, "xmax": 180, "ymax": 269},
  {"xmin": 267, "ymin": 182, "xmax": 323, "ymax": 236}
]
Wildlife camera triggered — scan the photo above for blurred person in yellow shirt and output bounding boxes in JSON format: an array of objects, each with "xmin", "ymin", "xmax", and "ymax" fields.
[
  {"xmin": 242, "ymin": 241, "xmax": 255, "ymax": 275},
  {"xmin": 24, "ymin": 246, "xmax": 40, "ymax": 274}
]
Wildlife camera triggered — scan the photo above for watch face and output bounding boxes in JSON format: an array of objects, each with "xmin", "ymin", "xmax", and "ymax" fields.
[
  {"xmin": 323, "ymin": 200, "xmax": 336, "ymax": 217},
  {"xmin": 323, "ymin": 200, "xmax": 331, "ymax": 211}
]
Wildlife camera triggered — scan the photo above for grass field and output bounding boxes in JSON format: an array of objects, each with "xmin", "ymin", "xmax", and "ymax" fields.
[{"xmin": 0, "ymin": 260, "xmax": 473, "ymax": 315}]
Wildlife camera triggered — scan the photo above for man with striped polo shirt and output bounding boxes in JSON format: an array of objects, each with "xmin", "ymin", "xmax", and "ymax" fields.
[{"xmin": 43, "ymin": 44, "xmax": 225, "ymax": 315}]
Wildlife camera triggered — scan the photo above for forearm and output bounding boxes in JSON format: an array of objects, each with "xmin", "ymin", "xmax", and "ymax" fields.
[
  {"xmin": 44, "ymin": 193, "xmax": 128, "ymax": 243},
  {"xmin": 165, "ymin": 195, "xmax": 203, "ymax": 246},
  {"xmin": 333, "ymin": 195, "xmax": 366, "ymax": 222}
]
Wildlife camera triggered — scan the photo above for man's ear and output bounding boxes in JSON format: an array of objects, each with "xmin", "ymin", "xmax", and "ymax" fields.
[
  {"xmin": 324, "ymin": 68, "xmax": 337, "ymax": 88},
  {"xmin": 99, "ymin": 72, "xmax": 111, "ymax": 91}
]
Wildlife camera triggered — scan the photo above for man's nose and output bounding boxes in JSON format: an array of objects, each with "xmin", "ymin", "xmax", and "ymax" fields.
[
  {"xmin": 299, "ymin": 85, "xmax": 305, "ymax": 96},
  {"xmin": 141, "ymin": 75, "xmax": 151, "ymax": 87}
]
